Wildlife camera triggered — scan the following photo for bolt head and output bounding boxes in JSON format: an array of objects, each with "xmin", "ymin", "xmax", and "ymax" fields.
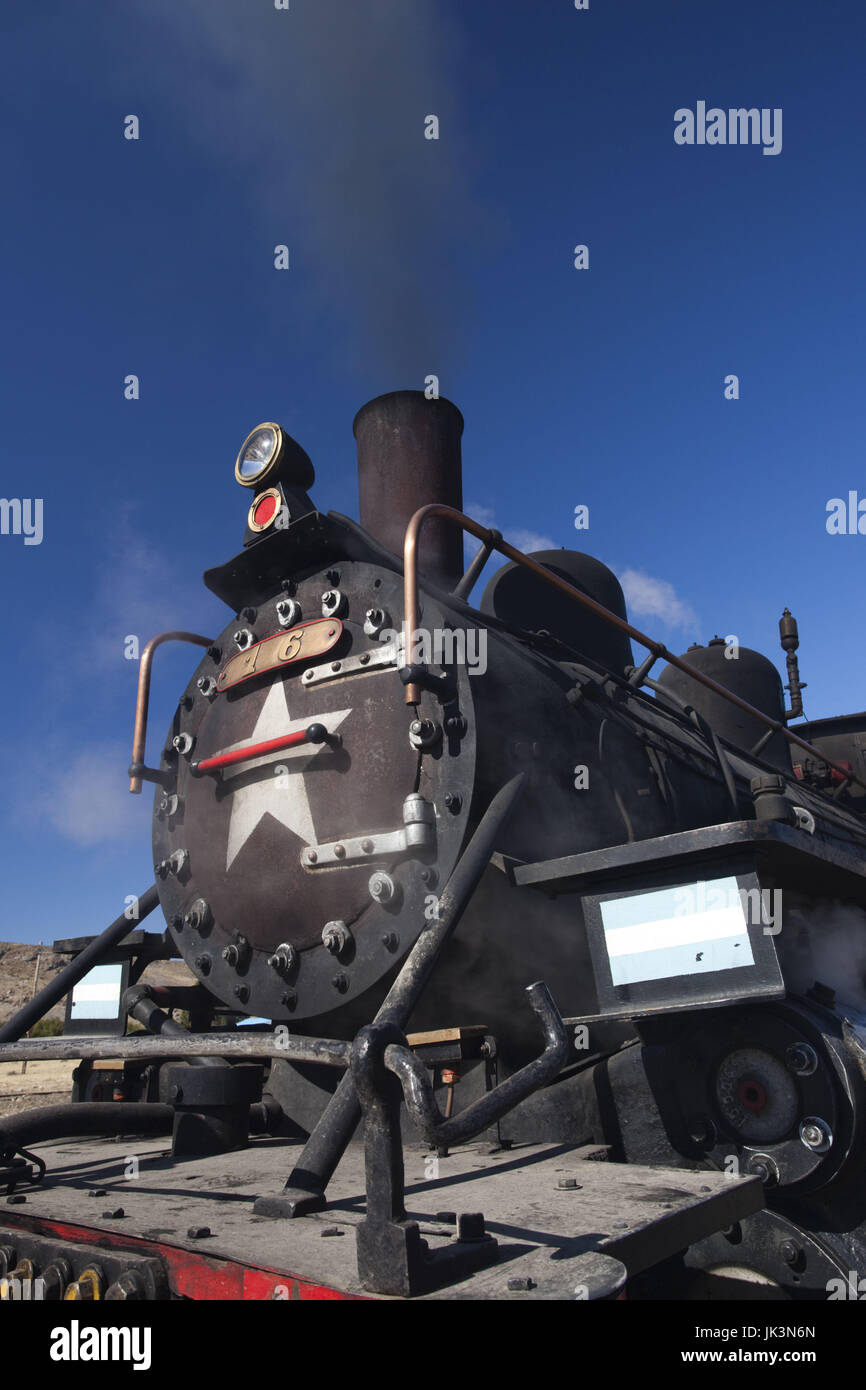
[
  {"xmin": 168, "ymin": 849, "xmax": 188, "ymax": 875},
  {"xmin": 322, "ymin": 921, "xmax": 348, "ymax": 954},
  {"xmin": 369, "ymin": 871, "xmax": 396, "ymax": 904},
  {"xmin": 269, "ymin": 943, "xmax": 297, "ymax": 975},
  {"xmin": 746, "ymin": 1153, "xmax": 779, "ymax": 1185},
  {"xmin": 786, "ymin": 1042, "xmax": 818, "ymax": 1076},
  {"xmin": 799, "ymin": 1118, "xmax": 832, "ymax": 1153},
  {"xmin": 185, "ymin": 898, "xmax": 212, "ymax": 932}
]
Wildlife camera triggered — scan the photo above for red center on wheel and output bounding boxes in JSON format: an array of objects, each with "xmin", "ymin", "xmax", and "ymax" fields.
[
  {"xmin": 253, "ymin": 493, "xmax": 279, "ymax": 528},
  {"xmin": 738, "ymin": 1078, "xmax": 767, "ymax": 1114}
]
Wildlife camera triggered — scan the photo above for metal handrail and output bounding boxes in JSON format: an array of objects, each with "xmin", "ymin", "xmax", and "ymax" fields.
[
  {"xmin": 402, "ymin": 503, "xmax": 866, "ymax": 797},
  {"xmin": 129, "ymin": 631, "xmax": 213, "ymax": 793}
]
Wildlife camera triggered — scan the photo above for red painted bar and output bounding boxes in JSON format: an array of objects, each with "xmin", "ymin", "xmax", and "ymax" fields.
[{"xmin": 195, "ymin": 728, "xmax": 310, "ymax": 773}]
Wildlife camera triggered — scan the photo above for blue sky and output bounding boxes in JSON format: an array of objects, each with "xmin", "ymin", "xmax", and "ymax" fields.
[{"xmin": 2, "ymin": 0, "xmax": 864, "ymax": 943}]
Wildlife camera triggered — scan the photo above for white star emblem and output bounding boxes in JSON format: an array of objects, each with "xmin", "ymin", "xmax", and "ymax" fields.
[{"xmin": 214, "ymin": 681, "xmax": 351, "ymax": 870}]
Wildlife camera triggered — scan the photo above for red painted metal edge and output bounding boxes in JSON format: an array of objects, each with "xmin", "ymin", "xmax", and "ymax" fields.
[{"xmin": 0, "ymin": 1211, "xmax": 370, "ymax": 1301}]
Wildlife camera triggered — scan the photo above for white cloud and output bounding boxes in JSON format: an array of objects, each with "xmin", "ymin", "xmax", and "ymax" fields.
[
  {"xmin": 462, "ymin": 502, "xmax": 556, "ymax": 561},
  {"xmin": 509, "ymin": 528, "xmax": 557, "ymax": 555},
  {"xmin": 80, "ymin": 514, "xmax": 223, "ymax": 678},
  {"xmin": 619, "ymin": 567, "xmax": 699, "ymax": 633},
  {"xmin": 33, "ymin": 743, "xmax": 147, "ymax": 847}
]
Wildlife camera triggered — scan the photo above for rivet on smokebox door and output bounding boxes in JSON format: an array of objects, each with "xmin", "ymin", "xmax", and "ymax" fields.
[{"xmin": 332, "ymin": 973, "xmax": 349, "ymax": 993}]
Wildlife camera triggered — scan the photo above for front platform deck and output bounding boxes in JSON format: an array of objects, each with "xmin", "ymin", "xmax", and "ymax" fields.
[{"xmin": 1, "ymin": 1133, "xmax": 763, "ymax": 1299}]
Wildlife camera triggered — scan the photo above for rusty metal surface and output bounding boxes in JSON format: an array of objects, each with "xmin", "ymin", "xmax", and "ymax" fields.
[
  {"xmin": 0, "ymin": 1031, "xmax": 351, "ymax": 1067},
  {"xmin": 354, "ymin": 392, "xmax": 464, "ymax": 590}
]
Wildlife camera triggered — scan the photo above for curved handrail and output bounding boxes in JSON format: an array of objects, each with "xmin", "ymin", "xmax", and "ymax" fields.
[{"xmin": 129, "ymin": 631, "xmax": 213, "ymax": 793}]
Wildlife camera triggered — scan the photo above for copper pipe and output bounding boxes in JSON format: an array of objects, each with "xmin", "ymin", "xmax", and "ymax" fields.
[
  {"xmin": 129, "ymin": 631, "xmax": 212, "ymax": 793},
  {"xmin": 402, "ymin": 504, "xmax": 866, "ymax": 797}
]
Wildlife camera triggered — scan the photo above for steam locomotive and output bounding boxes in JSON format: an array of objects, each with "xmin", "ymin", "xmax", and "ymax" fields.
[{"xmin": 2, "ymin": 390, "xmax": 866, "ymax": 1302}]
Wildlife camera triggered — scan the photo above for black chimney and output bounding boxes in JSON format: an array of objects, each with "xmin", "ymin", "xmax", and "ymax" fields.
[{"xmin": 353, "ymin": 391, "xmax": 464, "ymax": 590}]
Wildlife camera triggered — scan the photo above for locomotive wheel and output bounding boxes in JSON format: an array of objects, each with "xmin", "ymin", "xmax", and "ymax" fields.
[{"xmin": 683, "ymin": 1208, "xmax": 855, "ymax": 1301}]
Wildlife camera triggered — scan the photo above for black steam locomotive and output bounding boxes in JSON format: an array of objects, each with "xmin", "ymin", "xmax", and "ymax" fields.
[{"xmin": 2, "ymin": 390, "xmax": 866, "ymax": 1301}]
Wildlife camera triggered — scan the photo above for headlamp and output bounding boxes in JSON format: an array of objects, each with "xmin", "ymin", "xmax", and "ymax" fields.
[{"xmin": 235, "ymin": 423, "xmax": 285, "ymax": 487}]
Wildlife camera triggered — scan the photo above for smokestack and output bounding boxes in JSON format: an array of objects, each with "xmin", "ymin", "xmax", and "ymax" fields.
[{"xmin": 353, "ymin": 390, "xmax": 464, "ymax": 590}]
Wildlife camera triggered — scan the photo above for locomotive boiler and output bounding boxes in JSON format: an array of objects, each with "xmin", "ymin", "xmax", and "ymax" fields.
[{"xmin": 3, "ymin": 389, "xmax": 866, "ymax": 1302}]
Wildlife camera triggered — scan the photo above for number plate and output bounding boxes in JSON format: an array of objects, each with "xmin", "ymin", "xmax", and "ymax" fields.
[{"xmin": 216, "ymin": 619, "xmax": 343, "ymax": 693}]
